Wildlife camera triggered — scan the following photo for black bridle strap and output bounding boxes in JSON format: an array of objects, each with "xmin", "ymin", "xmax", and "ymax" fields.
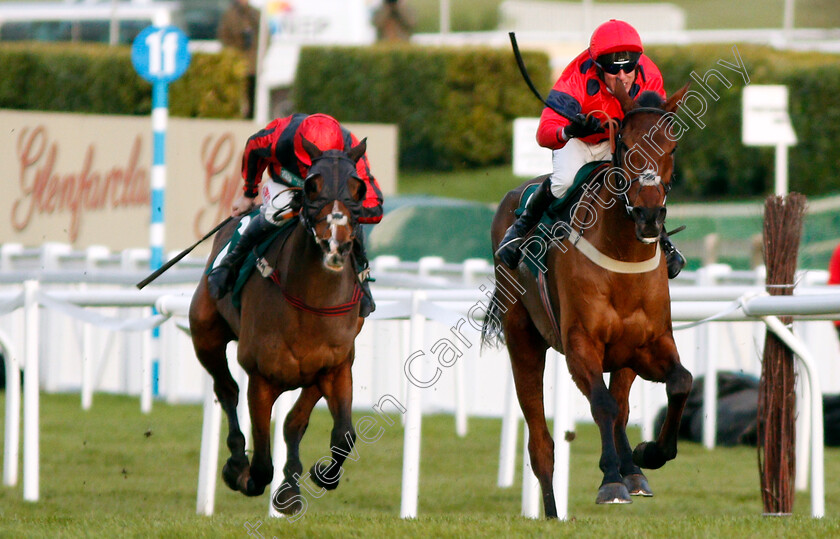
[{"xmin": 611, "ymin": 106, "xmax": 673, "ymax": 215}]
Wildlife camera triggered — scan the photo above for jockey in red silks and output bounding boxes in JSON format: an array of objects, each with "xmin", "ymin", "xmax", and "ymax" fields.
[
  {"xmin": 207, "ymin": 113, "xmax": 384, "ymax": 316},
  {"xmin": 496, "ymin": 19, "xmax": 686, "ymax": 278}
]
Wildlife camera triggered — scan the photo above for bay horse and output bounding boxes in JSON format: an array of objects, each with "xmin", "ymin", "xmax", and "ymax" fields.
[
  {"xmin": 189, "ymin": 137, "xmax": 367, "ymax": 514},
  {"xmin": 482, "ymin": 82, "xmax": 693, "ymax": 516}
]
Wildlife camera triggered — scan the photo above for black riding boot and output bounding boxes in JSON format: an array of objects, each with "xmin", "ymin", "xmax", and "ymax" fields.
[
  {"xmin": 495, "ymin": 177, "xmax": 557, "ymax": 269},
  {"xmin": 353, "ymin": 235, "xmax": 374, "ymax": 318},
  {"xmin": 207, "ymin": 213, "xmax": 277, "ymax": 299},
  {"xmin": 660, "ymin": 233, "xmax": 686, "ymax": 279}
]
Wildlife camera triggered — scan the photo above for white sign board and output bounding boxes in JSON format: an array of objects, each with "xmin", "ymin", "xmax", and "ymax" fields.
[
  {"xmin": 256, "ymin": 0, "xmax": 376, "ymax": 109},
  {"xmin": 512, "ymin": 117, "xmax": 552, "ymax": 178},
  {"xmin": 742, "ymin": 85, "xmax": 797, "ymax": 147},
  {"xmin": 262, "ymin": 0, "xmax": 375, "ymax": 45}
]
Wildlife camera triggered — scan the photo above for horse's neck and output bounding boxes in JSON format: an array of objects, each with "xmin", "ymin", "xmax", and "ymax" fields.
[{"xmin": 584, "ymin": 185, "xmax": 656, "ymax": 260}]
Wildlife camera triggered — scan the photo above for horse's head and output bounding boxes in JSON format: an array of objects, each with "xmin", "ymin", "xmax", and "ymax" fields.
[
  {"xmin": 610, "ymin": 81, "xmax": 690, "ymax": 244},
  {"xmin": 300, "ymin": 137, "xmax": 367, "ymax": 271}
]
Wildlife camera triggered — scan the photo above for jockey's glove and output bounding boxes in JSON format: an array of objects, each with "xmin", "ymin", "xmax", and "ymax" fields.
[{"xmin": 564, "ymin": 113, "xmax": 605, "ymax": 139}]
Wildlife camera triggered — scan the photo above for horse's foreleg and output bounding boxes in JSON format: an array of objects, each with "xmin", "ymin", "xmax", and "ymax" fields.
[
  {"xmin": 633, "ymin": 340, "xmax": 692, "ymax": 470},
  {"xmin": 244, "ymin": 373, "xmax": 281, "ymax": 496},
  {"xmin": 567, "ymin": 330, "xmax": 630, "ymax": 504},
  {"xmin": 609, "ymin": 369, "xmax": 652, "ymax": 496},
  {"xmin": 309, "ymin": 358, "xmax": 356, "ymax": 492},
  {"xmin": 507, "ymin": 320, "xmax": 557, "ymax": 519},
  {"xmin": 272, "ymin": 385, "xmax": 322, "ymax": 515}
]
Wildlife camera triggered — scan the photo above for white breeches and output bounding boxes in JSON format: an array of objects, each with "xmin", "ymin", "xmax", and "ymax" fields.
[
  {"xmin": 260, "ymin": 181, "xmax": 296, "ymax": 225},
  {"xmin": 549, "ymin": 138, "xmax": 612, "ymax": 199}
]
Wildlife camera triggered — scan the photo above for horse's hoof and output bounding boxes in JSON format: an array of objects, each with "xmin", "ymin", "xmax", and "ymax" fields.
[
  {"xmin": 596, "ymin": 482, "xmax": 632, "ymax": 504},
  {"xmin": 244, "ymin": 477, "xmax": 267, "ymax": 497},
  {"xmin": 272, "ymin": 482, "xmax": 304, "ymax": 515},
  {"xmin": 222, "ymin": 456, "xmax": 248, "ymax": 492},
  {"xmin": 632, "ymin": 441, "xmax": 668, "ymax": 470},
  {"xmin": 623, "ymin": 473, "xmax": 653, "ymax": 497},
  {"xmin": 309, "ymin": 461, "xmax": 341, "ymax": 491}
]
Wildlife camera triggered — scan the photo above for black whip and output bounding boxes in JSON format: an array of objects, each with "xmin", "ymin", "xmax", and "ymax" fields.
[{"xmin": 135, "ymin": 216, "xmax": 233, "ymax": 289}]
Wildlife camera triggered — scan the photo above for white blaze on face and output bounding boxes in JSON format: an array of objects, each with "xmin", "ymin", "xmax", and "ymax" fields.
[
  {"xmin": 639, "ymin": 168, "xmax": 661, "ymax": 187},
  {"xmin": 330, "ymin": 201, "xmax": 340, "ymax": 254}
]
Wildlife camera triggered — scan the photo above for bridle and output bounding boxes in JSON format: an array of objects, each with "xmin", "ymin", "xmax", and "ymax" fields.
[
  {"xmin": 605, "ymin": 106, "xmax": 673, "ymax": 216},
  {"xmin": 301, "ymin": 153, "xmax": 363, "ymax": 244}
]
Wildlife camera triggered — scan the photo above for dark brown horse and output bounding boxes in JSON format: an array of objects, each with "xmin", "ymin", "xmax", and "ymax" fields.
[
  {"xmin": 482, "ymin": 83, "xmax": 693, "ymax": 516},
  {"xmin": 189, "ymin": 138, "xmax": 367, "ymax": 514}
]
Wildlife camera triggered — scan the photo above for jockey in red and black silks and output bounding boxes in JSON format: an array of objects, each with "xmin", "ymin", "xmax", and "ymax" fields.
[
  {"xmin": 207, "ymin": 113, "xmax": 383, "ymax": 316},
  {"xmin": 496, "ymin": 19, "xmax": 686, "ymax": 279},
  {"xmin": 240, "ymin": 113, "xmax": 383, "ymax": 225}
]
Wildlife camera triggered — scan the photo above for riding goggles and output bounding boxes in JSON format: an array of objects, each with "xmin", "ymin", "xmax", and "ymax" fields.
[{"xmin": 596, "ymin": 51, "xmax": 642, "ymax": 75}]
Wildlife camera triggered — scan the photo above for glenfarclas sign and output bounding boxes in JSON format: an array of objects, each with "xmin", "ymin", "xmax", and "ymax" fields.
[
  {"xmin": 13, "ymin": 127, "xmax": 149, "ymax": 242},
  {"xmin": 0, "ymin": 110, "xmax": 396, "ymax": 255}
]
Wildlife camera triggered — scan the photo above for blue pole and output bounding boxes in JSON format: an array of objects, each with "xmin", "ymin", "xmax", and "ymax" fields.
[{"xmin": 150, "ymin": 81, "xmax": 168, "ymax": 397}]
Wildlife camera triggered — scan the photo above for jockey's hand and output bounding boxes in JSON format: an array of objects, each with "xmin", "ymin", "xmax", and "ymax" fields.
[
  {"xmin": 231, "ymin": 195, "xmax": 257, "ymax": 217},
  {"xmin": 564, "ymin": 113, "xmax": 604, "ymax": 139}
]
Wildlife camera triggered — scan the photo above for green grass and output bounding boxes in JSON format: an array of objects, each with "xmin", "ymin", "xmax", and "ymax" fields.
[
  {"xmin": 1, "ymin": 392, "xmax": 839, "ymax": 537},
  {"xmin": 410, "ymin": 0, "xmax": 840, "ymax": 32},
  {"xmin": 398, "ymin": 165, "xmax": 522, "ymax": 205}
]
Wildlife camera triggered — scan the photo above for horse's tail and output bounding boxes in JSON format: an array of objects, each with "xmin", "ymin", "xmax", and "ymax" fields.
[{"xmin": 480, "ymin": 287, "xmax": 505, "ymax": 350}]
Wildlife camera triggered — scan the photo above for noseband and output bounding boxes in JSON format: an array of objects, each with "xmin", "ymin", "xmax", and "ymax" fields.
[{"xmin": 610, "ymin": 107, "xmax": 672, "ymax": 216}]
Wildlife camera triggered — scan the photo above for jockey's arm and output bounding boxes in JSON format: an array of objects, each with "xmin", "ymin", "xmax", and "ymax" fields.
[{"xmin": 355, "ymin": 154, "xmax": 384, "ymax": 225}]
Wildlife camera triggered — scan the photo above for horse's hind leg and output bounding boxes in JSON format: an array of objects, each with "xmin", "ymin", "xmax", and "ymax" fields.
[
  {"xmin": 309, "ymin": 356, "xmax": 356, "ymax": 492},
  {"xmin": 633, "ymin": 340, "xmax": 692, "ymax": 470},
  {"xmin": 506, "ymin": 313, "xmax": 558, "ymax": 518},
  {"xmin": 189, "ymin": 292, "xmax": 248, "ymax": 492},
  {"xmin": 609, "ymin": 368, "xmax": 652, "ymax": 496},
  {"xmin": 272, "ymin": 385, "xmax": 322, "ymax": 515}
]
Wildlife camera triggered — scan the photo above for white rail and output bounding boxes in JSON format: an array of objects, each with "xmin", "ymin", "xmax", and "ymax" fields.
[{"xmin": 1, "ymin": 276, "xmax": 837, "ymax": 519}]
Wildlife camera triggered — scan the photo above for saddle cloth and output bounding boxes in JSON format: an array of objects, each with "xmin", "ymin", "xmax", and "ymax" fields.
[
  {"xmin": 517, "ymin": 160, "xmax": 610, "ymax": 278},
  {"xmin": 206, "ymin": 209, "xmax": 297, "ymax": 309}
]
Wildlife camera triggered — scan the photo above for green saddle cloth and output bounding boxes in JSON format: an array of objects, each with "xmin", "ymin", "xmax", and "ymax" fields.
[
  {"xmin": 206, "ymin": 209, "xmax": 297, "ymax": 309},
  {"xmin": 517, "ymin": 161, "xmax": 609, "ymax": 277}
]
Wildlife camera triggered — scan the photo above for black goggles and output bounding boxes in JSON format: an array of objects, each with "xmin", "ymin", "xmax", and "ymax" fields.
[{"xmin": 596, "ymin": 51, "xmax": 641, "ymax": 75}]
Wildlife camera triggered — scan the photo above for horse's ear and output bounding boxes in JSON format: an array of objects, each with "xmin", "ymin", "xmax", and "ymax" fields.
[
  {"xmin": 301, "ymin": 136, "xmax": 322, "ymax": 162},
  {"xmin": 612, "ymin": 80, "xmax": 636, "ymax": 114},
  {"xmin": 347, "ymin": 137, "xmax": 367, "ymax": 164},
  {"xmin": 664, "ymin": 83, "xmax": 691, "ymax": 114}
]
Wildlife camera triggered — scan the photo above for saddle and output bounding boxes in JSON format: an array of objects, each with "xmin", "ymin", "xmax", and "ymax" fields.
[
  {"xmin": 517, "ymin": 160, "xmax": 610, "ymax": 278},
  {"xmin": 206, "ymin": 209, "xmax": 297, "ymax": 309}
]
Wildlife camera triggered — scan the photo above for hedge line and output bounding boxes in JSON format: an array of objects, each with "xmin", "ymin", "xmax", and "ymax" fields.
[
  {"xmin": 631, "ymin": 44, "xmax": 840, "ymax": 199},
  {"xmin": 3, "ymin": 42, "xmax": 838, "ymax": 200},
  {"xmin": 0, "ymin": 43, "xmax": 245, "ymax": 118},
  {"xmin": 293, "ymin": 44, "xmax": 550, "ymax": 170}
]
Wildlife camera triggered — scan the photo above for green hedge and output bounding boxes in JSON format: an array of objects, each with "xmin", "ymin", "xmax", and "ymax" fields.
[
  {"xmin": 0, "ymin": 43, "xmax": 245, "ymax": 118},
  {"xmin": 647, "ymin": 44, "xmax": 840, "ymax": 199},
  {"xmin": 293, "ymin": 44, "xmax": 550, "ymax": 170}
]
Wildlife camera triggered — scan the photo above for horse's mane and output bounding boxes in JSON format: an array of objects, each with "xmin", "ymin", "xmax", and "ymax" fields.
[{"xmin": 636, "ymin": 90, "xmax": 665, "ymax": 109}]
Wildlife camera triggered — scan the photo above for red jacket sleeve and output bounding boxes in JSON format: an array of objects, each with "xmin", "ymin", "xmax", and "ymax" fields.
[
  {"xmin": 240, "ymin": 117, "xmax": 292, "ymax": 197},
  {"xmin": 349, "ymin": 133, "xmax": 384, "ymax": 224}
]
